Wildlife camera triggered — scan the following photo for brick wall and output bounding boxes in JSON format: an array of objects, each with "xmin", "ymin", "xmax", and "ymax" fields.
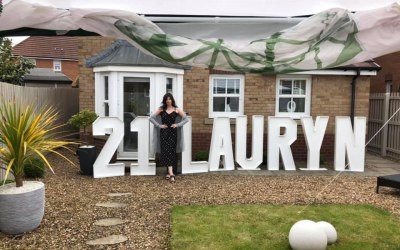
[
  {"xmin": 35, "ymin": 58, "xmax": 79, "ymax": 82},
  {"xmin": 62, "ymin": 60, "xmax": 79, "ymax": 81},
  {"xmin": 311, "ymin": 75, "xmax": 370, "ymax": 133},
  {"xmin": 78, "ymin": 37, "xmax": 116, "ymax": 111}
]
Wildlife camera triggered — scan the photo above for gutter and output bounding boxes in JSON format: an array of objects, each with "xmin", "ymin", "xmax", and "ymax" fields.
[{"xmin": 350, "ymin": 69, "xmax": 360, "ymax": 127}]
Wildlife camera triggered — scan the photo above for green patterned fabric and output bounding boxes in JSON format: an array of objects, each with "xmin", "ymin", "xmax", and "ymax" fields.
[{"xmin": 115, "ymin": 8, "xmax": 363, "ymax": 73}]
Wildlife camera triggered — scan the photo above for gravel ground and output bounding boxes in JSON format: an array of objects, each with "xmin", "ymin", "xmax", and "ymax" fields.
[{"xmin": 1, "ymin": 149, "xmax": 399, "ymax": 249}]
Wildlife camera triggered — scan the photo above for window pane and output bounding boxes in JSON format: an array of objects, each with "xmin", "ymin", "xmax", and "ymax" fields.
[
  {"xmin": 214, "ymin": 79, "xmax": 226, "ymax": 94},
  {"xmin": 279, "ymin": 98, "xmax": 292, "ymax": 112},
  {"xmin": 53, "ymin": 60, "xmax": 61, "ymax": 72},
  {"xmin": 104, "ymin": 76, "xmax": 109, "ymax": 100},
  {"xmin": 279, "ymin": 80, "xmax": 292, "ymax": 95},
  {"xmin": 227, "ymin": 97, "xmax": 239, "ymax": 112},
  {"xmin": 227, "ymin": 79, "xmax": 239, "ymax": 94},
  {"xmin": 293, "ymin": 80, "xmax": 306, "ymax": 95},
  {"xmin": 213, "ymin": 97, "xmax": 226, "ymax": 112},
  {"xmin": 104, "ymin": 102, "xmax": 109, "ymax": 117},
  {"xmin": 166, "ymin": 77, "xmax": 173, "ymax": 94},
  {"xmin": 293, "ymin": 98, "xmax": 305, "ymax": 112}
]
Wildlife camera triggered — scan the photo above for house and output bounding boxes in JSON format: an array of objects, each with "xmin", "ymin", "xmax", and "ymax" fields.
[
  {"xmin": 78, "ymin": 37, "xmax": 379, "ymax": 164},
  {"xmin": 370, "ymin": 51, "xmax": 400, "ymax": 93},
  {"xmin": 23, "ymin": 68, "xmax": 72, "ymax": 88},
  {"xmin": 12, "ymin": 36, "xmax": 79, "ymax": 87}
]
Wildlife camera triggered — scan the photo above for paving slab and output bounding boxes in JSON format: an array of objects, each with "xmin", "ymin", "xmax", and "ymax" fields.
[
  {"xmin": 86, "ymin": 235, "xmax": 128, "ymax": 245},
  {"xmin": 108, "ymin": 193, "xmax": 132, "ymax": 197},
  {"xmin": 94, "ymin": 218, "xmax": 126, "ymax": 226},
  {"xmin": 96, "ymin": 202, "xmax": 127, "ymax": 208}
]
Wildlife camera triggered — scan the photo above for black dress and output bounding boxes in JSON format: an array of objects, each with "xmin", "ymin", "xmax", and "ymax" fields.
[{"xmin": 160, "ymin": 110, "xmax": 178, "ymax": 169}]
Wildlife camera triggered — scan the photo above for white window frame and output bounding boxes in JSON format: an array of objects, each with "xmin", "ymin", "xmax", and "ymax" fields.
[
  {"xmin": 95, "ymin": 73, "xmax": 112, "ymax": 117},
  {"xmin": 209, "ymin": 74, "xmax": 244, "ymax": 118},
  {"xmin": 275, "ymin": 75, "xmax": 311, "ymax": 119},
  {"xmin": 53, "ymin": 60, "xmax": 61, "ymax": 72}
]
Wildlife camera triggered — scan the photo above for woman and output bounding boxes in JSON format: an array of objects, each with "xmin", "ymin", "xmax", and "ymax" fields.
[{"xmin": 149, "ymin": 93, "xmax": 188, "ymax": 183}]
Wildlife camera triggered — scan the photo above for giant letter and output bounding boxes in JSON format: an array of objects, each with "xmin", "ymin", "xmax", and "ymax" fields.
[
  {"xmin": 181, "ymin": 116, "xmax": 209, "ymax": 174},
  {"xmin": 268, "ymin": 117, "xmax": 297, "ymax": 170},
  {"xmin": 334, "ymin": 117, "xmax": 366, "ymax": 172},
  {"xmin": 92, "ymin": 117, "xmax": 125, "ymax": 178},
  {"xmin": 130, "ymin": 117, "xmax": 156, "ymax": 175},
  {"xmin": 235, "ymin": 115, "xmax": 264, "ymax": 170},
  {"xmin": 208, "ymin": 117, "xmax": 235, "ymax": 171},
  {"xmin": 300, "ymin": 116, "xmax": 329, "ymax": 171}
]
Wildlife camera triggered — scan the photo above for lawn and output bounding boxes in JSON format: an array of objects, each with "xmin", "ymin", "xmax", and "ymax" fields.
[{"xmin": 171, "ymin": 204, "xmax": 400, "ymax": 250}]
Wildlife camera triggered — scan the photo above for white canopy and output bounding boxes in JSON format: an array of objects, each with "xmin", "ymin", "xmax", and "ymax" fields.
[
  {"xmin": 2, "ymin": 0, "xmax": 400, "ymax": 73},
  {"xmin": 2, "ymin": 0, "xmax": 398, "ymax": 17}
]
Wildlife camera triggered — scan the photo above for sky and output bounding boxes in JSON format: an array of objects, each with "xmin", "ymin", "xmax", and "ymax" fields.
[{"xmin": 7, "ymin": 36, "xmax": 29, "ymax": 46}]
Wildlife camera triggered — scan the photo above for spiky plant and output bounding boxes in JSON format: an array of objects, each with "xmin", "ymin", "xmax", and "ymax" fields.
[{"xmin": 0, "ymin": 101, "xmax": 74, "ymax": 187}]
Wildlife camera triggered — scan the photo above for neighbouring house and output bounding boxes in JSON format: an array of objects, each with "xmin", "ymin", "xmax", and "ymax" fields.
[
  {"xmin": 370, "ymin": 51, "xmax": 400, "ymax": 93},
  {"xmin": 78, "ymin": 37, "xmax": 380, "ymax": 165},
  {"xmin": 23, "ymin": 68, "xmax": 72, "ymax": 88},
  {"xmin": 12, "ymin": 36, "xmax": 79, "ymax": 87}
]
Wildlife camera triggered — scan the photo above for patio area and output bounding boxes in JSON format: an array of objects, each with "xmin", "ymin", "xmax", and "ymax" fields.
[{"xmin": 1, "ymin": 148, "xmax": 399, "ymax": 249}]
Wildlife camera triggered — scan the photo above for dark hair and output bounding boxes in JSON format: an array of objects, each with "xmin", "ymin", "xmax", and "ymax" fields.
[{"xmin": 161, "ymin": 93, "xmax": 177, "ymax": 110}]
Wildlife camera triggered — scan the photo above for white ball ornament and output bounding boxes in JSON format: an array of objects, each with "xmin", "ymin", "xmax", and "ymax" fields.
[
  {"xmin": 288, "ymin": 220, "xmax": 327, "ymax": 250},
  {"xmin": 317, "ymin": 221, "xmax": 337, "ymax": 244}
]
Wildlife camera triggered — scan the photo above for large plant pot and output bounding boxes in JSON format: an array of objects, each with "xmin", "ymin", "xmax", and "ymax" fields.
[
  {"xmin": 76, "ymin": 145, "xmax": 97, "ymax": 176},
  {"xmin": 0, "ymin": 181, "xmax": 45, "ymax": 235}
]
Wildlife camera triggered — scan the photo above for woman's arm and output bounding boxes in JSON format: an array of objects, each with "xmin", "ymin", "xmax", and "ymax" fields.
[
  {"xmin": 175, "ymin": 108, "xmax": 189, "ymax": 127},
  {"xmin": 149, "ymin": 108, "xmax": 162, "ymax": 127}
]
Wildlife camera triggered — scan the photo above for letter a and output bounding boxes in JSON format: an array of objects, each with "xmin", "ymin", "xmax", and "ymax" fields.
[{"xmin": 209, "ymin": 117, "xmax": 235, "ymax": 171}]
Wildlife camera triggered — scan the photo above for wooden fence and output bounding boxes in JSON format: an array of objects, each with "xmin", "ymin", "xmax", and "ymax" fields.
[
  {"xmin": 0, "ymin": 82, "xmax": 79, "ymax": 180},
  {"xmin": 367, "ymin": 92, "xmax": 400, "ymax": 160}
]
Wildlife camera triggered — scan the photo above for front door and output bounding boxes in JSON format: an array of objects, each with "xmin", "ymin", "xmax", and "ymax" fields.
[{"xmin": 118, "ymin": 75, "xmax": 151, "ymax": 159}]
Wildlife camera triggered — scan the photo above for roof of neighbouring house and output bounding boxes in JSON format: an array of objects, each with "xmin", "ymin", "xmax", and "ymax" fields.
[
  {"xmin": 24, "ymin": 68, "xmax": 72, "ymax": 82},
  {"xmin": 86, "ymin": 40, "xmax": 190, "ymax": 69},
  {"xmin": 12, "ymin": 36, "xmax": 79, "ymax": 60},
  {"xmin": 335, "ymin": 61, "xmax": 381, "ymax": 71}
]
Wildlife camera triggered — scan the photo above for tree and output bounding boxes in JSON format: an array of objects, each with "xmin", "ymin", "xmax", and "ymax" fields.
[{"xmin": 0, "ymin": 37, "xmax": 35, "ymax": 85}]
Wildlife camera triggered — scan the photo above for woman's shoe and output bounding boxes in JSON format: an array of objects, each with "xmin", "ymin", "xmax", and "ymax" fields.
[
  {"xmin": 170, "ymin": 175, "xmax": 176, "ymax": 183},
  {"xmin": 165, "ymin": 174, "xmax": 171, "ymax": 180}
]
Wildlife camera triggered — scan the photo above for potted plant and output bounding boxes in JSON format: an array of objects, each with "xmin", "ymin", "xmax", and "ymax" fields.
[
  {"xmin": 67, "ymin": 109, "xmax": 98, "ymax": 175},
  {"xmin": 0, "ymin": 101, "xmax": 74, "ymax": 235}
]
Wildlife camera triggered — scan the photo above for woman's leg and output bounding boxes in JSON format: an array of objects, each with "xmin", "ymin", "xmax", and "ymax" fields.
[
  {"xmin": 165, "ymin": 166, "xmax": 170, "ymax": 179},
  {"xmin": 168, "ymin": 166, "xmax": 175, "ymax": 182}
]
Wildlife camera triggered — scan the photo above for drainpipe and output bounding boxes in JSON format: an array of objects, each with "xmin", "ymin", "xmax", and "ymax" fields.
[{"xmin": 350, "ymin": 69, "xmax": 360, "ymax": 127}]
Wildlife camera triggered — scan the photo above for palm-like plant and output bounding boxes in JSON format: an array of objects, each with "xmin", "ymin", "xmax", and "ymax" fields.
[{"xmin": 0, "ymin": 101, "xmax": 74, "ymax": 187}]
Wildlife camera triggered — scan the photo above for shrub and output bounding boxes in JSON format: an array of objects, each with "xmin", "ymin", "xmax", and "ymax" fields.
[
  {"xmin": 67, "ymin": 109, "xmax": 98, "ymax": 145},
  {"xmin": 0, "ymin": 102, "xmax": 74, "ymax": 187},
  {"xmin": 194, "ymin": 151, "xmax": 209, "ymax": 161},
  {"xmin": 24, "ymin": 158, "xmax": 46, "ymax": 178}
]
